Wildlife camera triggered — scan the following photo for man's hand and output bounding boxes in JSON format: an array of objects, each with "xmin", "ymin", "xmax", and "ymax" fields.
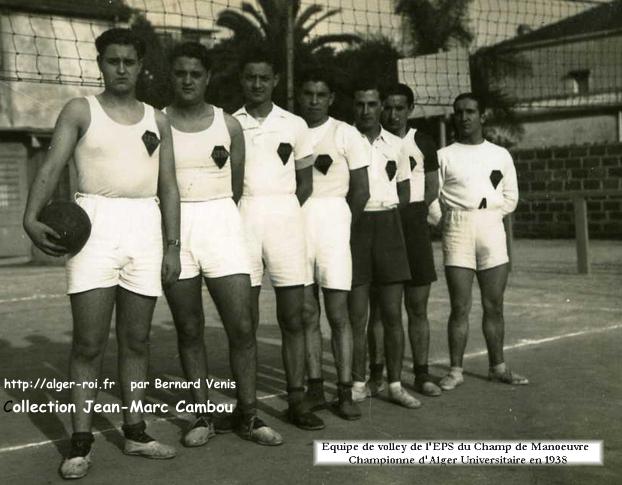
[
  {"xmin": 427, "ymin": 199, "xmax": 443, "ymax": 227},
  {"xmin": 161, "ymin": 246, "xmax": 181, "ymax": 287},
  {"xmin": 23, "ymin": 219, "xmax": 68, "ymax": 257}
]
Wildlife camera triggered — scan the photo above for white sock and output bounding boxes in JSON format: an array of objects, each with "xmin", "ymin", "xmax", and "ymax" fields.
[
  {"xmin": 388, "ymin": 382, "xmax": 402, "ymax": 394},
  {"xmin": 353, "ymin": 381, "xmax": 366, "ymax": 391},
  {"xmin": 449, "ymin": 366, "xmax": 463, "ymax": 378},
  {"xmin": 492, "ymin": 363, "xmax": 507, "ymax": 374}
]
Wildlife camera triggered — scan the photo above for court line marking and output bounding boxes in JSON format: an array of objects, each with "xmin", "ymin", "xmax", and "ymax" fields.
[
  {"xmin": 0, "ymin": 294, "xmax": 64, "ymax": 305},
  {"xmin": 428, "ymin": 322, "xmax": 622, "ymax": 365},
  {"xmin": 1, "ymin": 324, "xmax": 621, "ymax": 454}
]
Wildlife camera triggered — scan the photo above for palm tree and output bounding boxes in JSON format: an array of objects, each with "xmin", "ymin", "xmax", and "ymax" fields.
[
  {"xmin": 217, "ymin": 0, "xmax": 361, "ymax": 64},
  {"xmin": 215, "ymin": 0, "xmax": 361, "ymax": 107},
  {"xmin": 395, "ymin": 0, "xmax": 472, "ymax": 55},
  {"xmin": 320, "ymin": 35, "xmax": 403, "ymax": 122},
  {"xmin": 470, "ymin": 45, "xmax": 531, "ymax": 141},
  {"xmin": 395, "ymin": 0, "xmax": 529, "ymax": 145}
]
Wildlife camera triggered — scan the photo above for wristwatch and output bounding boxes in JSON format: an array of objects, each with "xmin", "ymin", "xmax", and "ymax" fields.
[{"xmin": 167, "ymin": 239, "xmax": 181, "ymax": 248}]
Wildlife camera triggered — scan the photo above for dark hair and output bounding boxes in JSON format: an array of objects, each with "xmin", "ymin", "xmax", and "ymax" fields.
[
  {"xmin": 170, "ymin": 42, "xmax": 212, "ymax": 72},
  {"xmin": 240, "ymin": 48, "xmax": 278, "ymax": 73},
  {"xmin": 383, "ymin": 83, "xmax": 414, "ymax": 107},
  {"xmin": 453, "ymin": 92, "xmax": 486, "ymax": 114},
  {"xmin": 352, "ymin": 79, "xmax": 382, "ymax": 98},
  {"xmin": 298, "ymin": 68, "xmax": 334, "ymax": 92},
  {"xmin": 95, "ymin": 28, "xmax": 145, "ymax": 59}
]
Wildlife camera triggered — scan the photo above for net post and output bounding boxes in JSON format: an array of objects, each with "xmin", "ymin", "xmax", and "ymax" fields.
[
  {"xmin": 438, "ymin": 117, "xmax": 447, "ymax": 147},
  {"xmin": 504, "ymin": 214, "xmax": 514, "ymax": 272},
  {"xmin": 573, "ymin": 196, "xmax": 590, "ymax": 274}
]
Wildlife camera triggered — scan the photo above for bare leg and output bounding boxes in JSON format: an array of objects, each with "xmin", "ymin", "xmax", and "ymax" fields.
[
  {"xmin": 348, "ymin": 283, "xmax": 370, "ymax": 383},
  {"xmin": 206, "ymin": 274, "xmax": 256, "ymax": 412},
  {"xmin": 323, "ymin": 288, "xmax": 353, "ymax": 383},
  {"xmin": 274, "ymin": 285, "xmax": 306, "ymax": 391},
  {"xmin": 476, "ymin": 264, "xmax": 509, "ymax": 367},
  {"xmin": 69, "ymin": 288, "xmax": 116, "ymax": 432},
  {"xmin": 376, "ymin": 283, "xmax": 404, "ymax": 383},
  {"xmin": 367, "ymin": 286, "xmax": 385, "ymax": 383},
  {"xmin": 277, "ymin": 285, "xmax": 324, "ymax": 430},
  {"xmin": 405, "ymin": 284, "xmax": 441, "ymax": 396},
  {"xmin": 164, "ymin": 276, "xmax": 209, "ymax": 407},
  {"xmin": 115, "ymin": 287, "xmax": 157, "ymax": 426},
  {"xmin": 249, "ymin": 285, "xmax": 261, "ymax": 333},
  {"xmin": 302, "ymin": 285, "xmax": 322, "ymax": 380},
  {"xmin": 445, "ymin": 267, "xmax": 475, "ymax": 368},
  {"xmin": 324, "ymin": 287, "xmax": 361, "ymax": 420},
  {"xmin": 477, "ymin": 263, "xmax": 528, "ymax": 385},
  {"xmin": 404, "ymin": 284, "xmax": 431, "ymax": 372}
]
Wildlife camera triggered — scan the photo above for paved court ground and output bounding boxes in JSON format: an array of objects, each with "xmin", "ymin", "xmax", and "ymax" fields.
[{"xmin": 0, "ymin": 239, "xmax": 620, "ymax": 484}]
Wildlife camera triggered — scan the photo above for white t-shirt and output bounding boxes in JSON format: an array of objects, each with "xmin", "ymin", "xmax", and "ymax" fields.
[
  {"xmin": 400, "ymin": 128, "xmax": 439, "ymax": 203},
  {"xmin": 362, "ymin": 128, "xmax": 411, "ymax": 211},
  {"xmin": 438, "ymin": 140, "xmax": 518, "ymax": 216},
  {"xmin": 234, "ymin": 103, "xmax": 314, "ymax": 196},
  {"xmin": 309, "ymin": 117, "xmax": 370, "ymax": 198}
]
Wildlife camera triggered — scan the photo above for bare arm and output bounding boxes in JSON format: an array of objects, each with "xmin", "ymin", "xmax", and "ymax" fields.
[
  {"xmin": 397, "ymin": 180, "xmax": 410, "ymax": 208},
  {"xmin": 224, "ymin": 113, "xmax": 245, "ymax": 203},
  {"xmin": 347, "ymin": 166, "xmax": 369, "ymax": 224},
  {"xmin": 23, "ymin": 98, "xmax": 86, "ymax": 256},
  {"xmin": 414, "ymin": 131, "xmax": 440, "ymax": 207},
  {"xmin": 501, "ymin": 153, "xmax": 519, "ymax": 216},
  {"xmin": 424, "ymin": 170, "xmax": 439, "ymax": 206},
  {"xmin": 295, "ymin": 164, "xmax": 313, "ymax": 206},
  {"xmin": 155, "ymin": 110, "xmax": 181, "ymax": 286}
]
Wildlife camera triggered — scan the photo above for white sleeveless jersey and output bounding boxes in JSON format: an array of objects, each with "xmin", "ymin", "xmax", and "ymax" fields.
[
  {"xmin": 309, "ymin": 117, "xmax": 370, "ymax": 198},
  {"xmin": 166, "ymin": 106, "xmax": 233, "ymax": 201},
  {"xmin": 74, "ymin": 96, "xmax": 160, "ymax": 198}
]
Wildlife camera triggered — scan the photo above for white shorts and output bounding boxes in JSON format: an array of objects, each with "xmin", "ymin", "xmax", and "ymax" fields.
[
  {"xmin": 303, "ymin": 197, "xmax": 352, "ymax": 290},
  {"xmin": 179, "ymin": 198, "xmax": 251, "ymax": 280},
  {"xmin": 66, "ymin": 194, "xmax": 163, "ymax": 296},
  {"xmin": 442, "ymin": 209, "xmax": 509, "ymax": 271},
  {"xmin": 239, "ymin": 195, "xmax": 307, "ymax": 287}
]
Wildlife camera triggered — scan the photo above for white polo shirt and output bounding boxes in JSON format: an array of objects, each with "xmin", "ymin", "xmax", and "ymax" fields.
[
  {"xmin": 309, "ymin": 117, "xmax": 370, "ymax": 198},
  {"xmin": 400, "ymin": 128, "xmax": 439, "ymax": 203},
  {"xmin": 234, "ymin": 103, "xmax": 314, "ymax": 196},
  {"xmin": 361, "ymin": 127, "xmax": 410, "ymax": 211},
  {"xmin": 438, "ymin": 140, "xmax": 518, "ymax": 216}
]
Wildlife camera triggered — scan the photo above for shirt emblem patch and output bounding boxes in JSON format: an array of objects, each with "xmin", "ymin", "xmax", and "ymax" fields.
[
  {"xmin": 490, "ymin": 170, "xmax": 503, "ymax": 189},
  {"xmin": 142, "ymin": 130, "xmax": 160, "ymax": 156},
  {"xmin": 277, "ymin": 142, "xmax": 293, "ymax": 165},
  {"xmin": 314, "ymin": 154, "xmax": 333, "ymax": 175},
  {"xmin": 385, "ymin": 160, "xmax": 397, "ymax": 181},
  {"xmin": 212, "ymin": 145, "xmax": 230, "ymax": 169}
]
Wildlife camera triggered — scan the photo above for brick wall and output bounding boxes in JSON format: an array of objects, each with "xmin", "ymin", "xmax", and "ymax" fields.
[{"xmin": 511, "ymin": 142, "xmax": 622, "ymax": 238}]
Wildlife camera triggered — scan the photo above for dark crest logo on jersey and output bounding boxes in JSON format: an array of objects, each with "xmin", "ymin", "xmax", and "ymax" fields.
[
  {"xmin": 478, "ymin": 198, "xmax": 487, "ymax": 209},
  {"xmin": 212, "ymin": 145, "xmax": 229, "ymax": 169},
  {"xmin": 277, "ymin": 142, "xmax": 293, "ymax": 165},
  {"xmin": 409, "ymin": 156, "xmax": 417, "ymax": 171},
  {"xmin": 142, "ymin": 131, "xmax": 160, "ymax": 156},
  {"xmin": 315, "ymin": 154, "xmax": 333, "ymax": 175},
  {"xmin": 490, "ymin": 170, "xmax": 503, "ymax": 189},
  {"xmin": 385, "ymin": 160, "xmax": 397, "ymax": 181}
]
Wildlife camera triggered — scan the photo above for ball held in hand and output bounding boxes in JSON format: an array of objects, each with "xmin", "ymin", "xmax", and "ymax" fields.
[{"xmin": 38, "ymin": 201, "xmax": 92, "ymax": 253}]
